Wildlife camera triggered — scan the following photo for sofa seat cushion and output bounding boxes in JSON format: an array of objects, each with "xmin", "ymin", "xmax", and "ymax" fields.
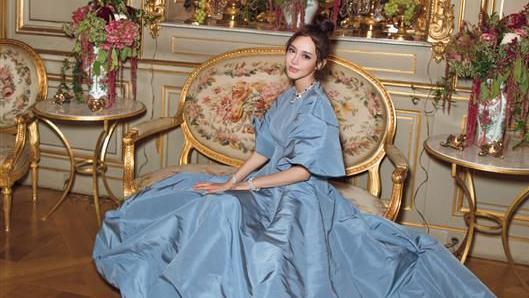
[
  {"xmin": 0, "ymin": 132, "xmax": 30, "ymax": 178},
  {"xmin": 329, "ymin": 180, "xmax": 385, "ymax": 216},
  {"xmin": 135, "ymin": 164, "xmax": 385, "ymax": 216},
  {"xmin": 135, "ymin": 164, "xmax": 237, "ymax": 192}
]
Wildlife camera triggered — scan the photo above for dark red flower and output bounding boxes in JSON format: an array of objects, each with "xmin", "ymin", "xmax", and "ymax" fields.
[
  {"xmin": 97, "ymin": 6, "xmax": 115, "ymax": 23},
  {"xmin": 504, "ymin": 13, "xmax": 527, "ymax": 29}
]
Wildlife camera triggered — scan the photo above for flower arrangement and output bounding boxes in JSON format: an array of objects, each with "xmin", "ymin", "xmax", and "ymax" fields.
[
  {"xmin": 436, "ymin": 5, "xmax": 529, "ymax": 149},
  {"xmin": 64, "ymin": 0, "xmax": 147, "ymax": 107},
  {"xmin": 383, "ymin": 0, "xmax": 419, "ymax": 26}
]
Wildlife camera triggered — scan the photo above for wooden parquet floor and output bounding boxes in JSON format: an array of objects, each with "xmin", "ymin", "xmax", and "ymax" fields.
[
  {"xmin": 1, "ymin": 186, "xmax": 529, "ymax": 298},
  {"xmin": 0, "ymin": 187, "xmax": 119, "ymax": 298}
]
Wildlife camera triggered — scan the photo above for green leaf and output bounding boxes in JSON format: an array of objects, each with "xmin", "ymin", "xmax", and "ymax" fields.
[
  {"xmin": 111, "ymin": 48, "xmax": 118, "ymax": 70},
  {"xmin": 120, "ymin": 47, "xmax": 131, "ymax": 62},
  {"xmin": 97, "ymin": 50, "xmax": 108, "ymax": 63},
  {"xmin": 93, "ymin": 61, "xmax": 101, "ymax": 76},
  {"xmin": 520, "ymin": 75, "xmax": 529, "ymax": 96},
  {"xmin": 480, "ymin": 81, "xmax": 490, "ymax": 100},
  {"xmin": 514, "ymin": 57, "xmax": 523, "ymax": 81},
  {"xmin": 491, "ymin": 79, "xmax": 501, "ymax": 99}
]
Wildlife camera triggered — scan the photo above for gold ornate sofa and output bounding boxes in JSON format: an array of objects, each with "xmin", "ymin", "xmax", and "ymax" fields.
[
  {"xmin": 122, "ymin": 47, "xmax": 408, "ymax": 221},
  {"xmin": 0, "ymin": 39, "xmax": 47, "ymax": 231}
]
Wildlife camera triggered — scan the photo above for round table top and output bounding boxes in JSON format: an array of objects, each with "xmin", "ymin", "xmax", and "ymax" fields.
[
  {"xmin": 424, "ymin": 134, "xmax": 529, "ymax": 175},
  {"xmin": 33, "ymin": 99, "xmax": 146, "ymax": 122}
]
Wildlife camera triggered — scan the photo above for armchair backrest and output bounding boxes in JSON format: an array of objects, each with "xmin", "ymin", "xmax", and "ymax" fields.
[
  {"xmin": 179, "ymin": 47, "xmax": 395, "ymax": 196},
  {"xmin": 0, "ymin": 39, "xmax": 47, "ymax": 128}
]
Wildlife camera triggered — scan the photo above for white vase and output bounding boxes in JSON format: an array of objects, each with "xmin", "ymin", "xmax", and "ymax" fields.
[
  {"xmin": 87, "ymin": 47, "xmax": 108, "ymax": 101},
  {"xmin": 304, "ymin": 0, "xmax": 319, "ymax": 24},
  {"xmin": 476, "ymin": 84, "xmax": 507, "ymax": 146},
  {"xmin": 283, "ymin": 0, "xmax": 320, "ymax": 29}
]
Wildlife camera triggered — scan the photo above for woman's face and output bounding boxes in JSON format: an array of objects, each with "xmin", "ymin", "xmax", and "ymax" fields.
[{"xmin": 285, "ymin": 36, "xmax": 318, "ymax": 87}]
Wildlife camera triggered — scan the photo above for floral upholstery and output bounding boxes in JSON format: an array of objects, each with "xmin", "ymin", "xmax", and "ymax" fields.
[
  {"xmin": 0, "ymin": 43, "xmax": 42, "ymax": 128},
  {"xmin": 135, "ymin": 163, "xmax": 385, "ymax": 216},
  {"xmin": 183, "ymin": 50, "xmax": 390, "ymax": 171}
]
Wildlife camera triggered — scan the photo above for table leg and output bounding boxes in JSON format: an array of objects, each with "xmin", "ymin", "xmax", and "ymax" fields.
[
  {"xmin": 451, "ymin": 164, "xmax": 477, "ymax": 264},
  {"xmin": 40, "ymin": 118, "xmax": 76, "ymax": 221},
  {"xmin": 501, "ymin": 184, "xmax": 529, "ymax": 264},
  {"xmin": 91, "ymin": 120, "xmax": 121, "ymax": 225},
  {"xmin": 92, "ymin": 126, "xmax": 107, "ymax": 225},
  {"xmin": 98, "ymin": 121, "xmax": 120, "ymax": 203}
]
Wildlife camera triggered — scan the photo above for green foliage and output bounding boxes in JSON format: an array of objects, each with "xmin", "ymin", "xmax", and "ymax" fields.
[{"xmin": 383, "ymin": 0, "xmax": 418, "ymax": 26}]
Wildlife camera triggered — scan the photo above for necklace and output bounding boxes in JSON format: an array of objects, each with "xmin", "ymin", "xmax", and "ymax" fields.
[{"xmin": 290, "ymin": 81, "xmax": 316, "ymax": 103}]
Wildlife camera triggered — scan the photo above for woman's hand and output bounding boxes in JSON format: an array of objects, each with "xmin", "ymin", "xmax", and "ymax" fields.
[{"xmin": 192, "ymin": 181, "xmax": 234, "ymax": 194}]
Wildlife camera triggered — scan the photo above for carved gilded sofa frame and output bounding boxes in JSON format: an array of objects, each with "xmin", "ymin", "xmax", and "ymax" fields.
[
  {"xmin": 122, "ymin": 47, "xmax": 408, "ymax": 221},
  {"xmin": 0, "ymin": 39, "xmax": 47, "ymax": 231}
]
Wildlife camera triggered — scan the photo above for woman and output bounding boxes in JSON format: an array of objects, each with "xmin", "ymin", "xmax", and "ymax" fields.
[{"xmin": 93, "ymin": 20, "xmax": 494, "ymax": 297}]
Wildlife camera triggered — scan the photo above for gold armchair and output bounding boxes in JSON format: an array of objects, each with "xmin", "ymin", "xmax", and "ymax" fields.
[
  {"xmin": 0, "ymin": 39, "xmax": 47, "ymax": 231},
  {"xmin": 122, "ymin": 47, "xmax": 408, "ymax": 221}
]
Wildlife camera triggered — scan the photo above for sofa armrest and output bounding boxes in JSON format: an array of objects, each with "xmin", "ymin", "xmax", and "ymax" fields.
[
  {"xmin": 122, "ymin": 116, "xmax": 182, "ymax": 198},
  {"xmin": 383, "ymin": 143, "xmax": 409, "ymax": 221}
]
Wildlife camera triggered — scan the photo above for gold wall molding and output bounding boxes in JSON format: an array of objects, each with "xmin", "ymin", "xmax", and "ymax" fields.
[
  {"xmin": 395, "ymin": 109, "xmax": 423, "ymax": 210},
  {"xmin": 335, "ymin": 49, "xmax": 416, "ymax": 74},
  {"xmin": 428, "ymin": 0, "xmax": 455, "ymax": 62},
  {"xmin": 158, "ymin": 85, "xmax": 182, "ymax": 167},
  {"xmin": 16, "ymin": 0, "xmax": 67, "ymax": 36},
  {"xmin": 1, "ymin": 0, "xmax": 7, "ymax": 38},
  {"xmin": 170, "ymin": 35, "xmax": 281, "ymax": 58}
]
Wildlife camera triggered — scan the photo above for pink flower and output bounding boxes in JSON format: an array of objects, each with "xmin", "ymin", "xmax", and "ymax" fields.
[
  {"xmin": 514, "ymin": 28, "xmax": 528, "ymax": 37},
  {"xmin": 2, "ymin": 86, "xmax": 14, "ymax": 98},
  {"xmin": 103, "ymin": 19, "xmax": 139, "ymax": 50},
  {"xmin": 480, "ymin": 32, "xmax": 497, "ymax": 44},
  {"xmin": 260, "ymin": 83, "xmax": 282, "ymax": 102},
  {"xmin": 446, "ymin": 51, "xmax": 462, "ymax": 62},
  {"xmin": 72, "ymin": 5, "xmax": 90, "ymax": 25},
  {"xmin": 504, "ymin": 13, "xmax": 527, "ymax": 29}
]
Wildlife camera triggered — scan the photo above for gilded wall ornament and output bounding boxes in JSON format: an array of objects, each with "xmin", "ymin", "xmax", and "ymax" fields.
[
  {"xmin": 428, "ymin": 0, "xmax": 454, "ymax": 63},
  {"xmin": 145, "ymin": 0, "xmax": 166, "ymax": 38}
]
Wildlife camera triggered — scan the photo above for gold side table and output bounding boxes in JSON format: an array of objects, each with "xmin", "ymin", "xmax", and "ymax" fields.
[
  {"xmin": 33, "ymin": 99, "xmax": 146, "ymax": 226},
  {"xmin": 424, "ymin": 134, "xmax": 529, "ymax": 264}
]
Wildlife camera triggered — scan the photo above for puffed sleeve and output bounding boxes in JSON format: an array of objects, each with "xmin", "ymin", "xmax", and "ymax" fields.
[
  {"xmin": 277, "ymin": 98, "xmax": 346, "ymax": 178},
  {"xmin": 253, "ymin": 108, "xmax": 275, "ymax": 159}
]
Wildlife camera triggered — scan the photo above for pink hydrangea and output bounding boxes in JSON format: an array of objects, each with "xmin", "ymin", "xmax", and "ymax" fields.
[
  {"xmin": 72, "ymin": 5, "xmax": 91, "ymax": 26},
  {"xmin": 102, "ymin": 19, "xmax": 139, "ymax": 50}
]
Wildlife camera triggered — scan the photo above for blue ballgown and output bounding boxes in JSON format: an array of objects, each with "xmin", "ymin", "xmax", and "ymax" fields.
[{"xmin": 93, "ymin": 83, "xmax": 494, "ymax": 298}]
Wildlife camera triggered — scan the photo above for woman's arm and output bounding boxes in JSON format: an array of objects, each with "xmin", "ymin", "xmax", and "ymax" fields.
[
  {"xmin": 192, "ymin": 151, "xmax": 269, "ymax": 193},
  {"xmin": 232, "ymin": 165, "xmax": 310, "ymax": 191}
]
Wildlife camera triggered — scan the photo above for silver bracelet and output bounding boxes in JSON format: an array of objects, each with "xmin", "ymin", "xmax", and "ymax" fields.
[
  {"xmin": 248, "ymin": 177, "xmax": 260, "ymax": 191},
  {"xmin": 229, "ymin": 175, "xmax": 237, "ymax": 184}
]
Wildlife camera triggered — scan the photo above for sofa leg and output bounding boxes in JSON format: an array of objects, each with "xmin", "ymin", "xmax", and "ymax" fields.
[
  {"xmin": 31, "ymin": 161, "xmax": 38, "ymax": 202},
  {"xmin": 2, "ymin": 187, "xmax": 12, "ymax": 232}
]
